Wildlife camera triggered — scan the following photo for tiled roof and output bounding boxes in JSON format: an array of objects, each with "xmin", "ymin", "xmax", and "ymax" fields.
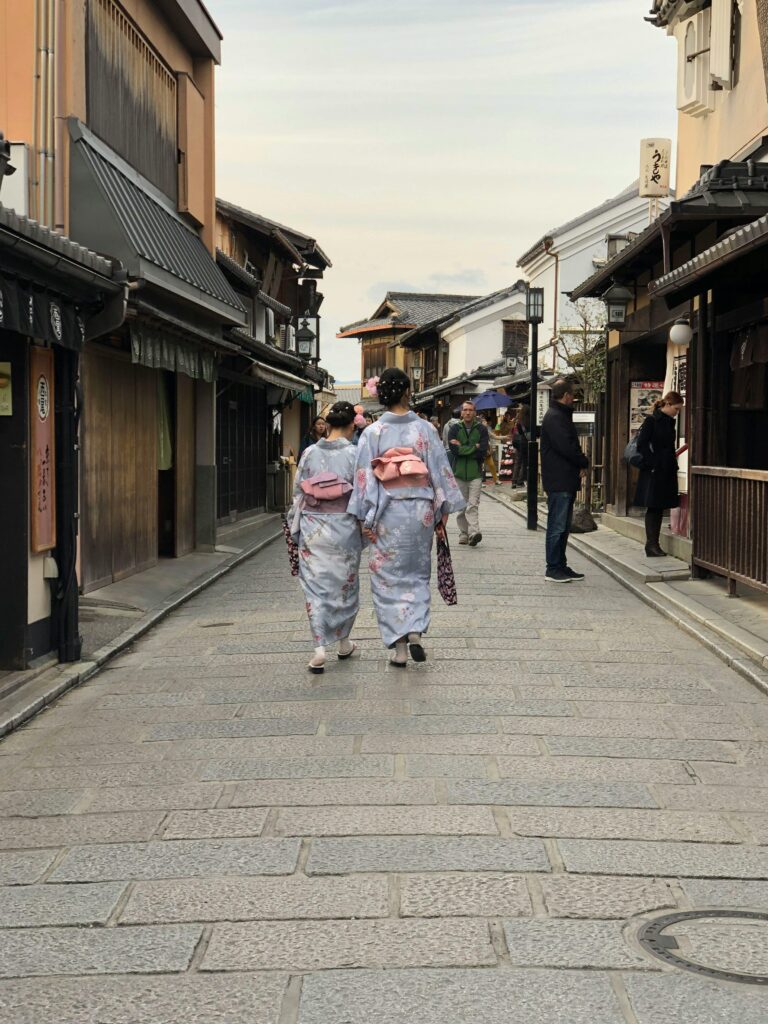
[
  {"xmin": 517, "ymin": 181, "xmax": 645, "ymax": 268},
  {"xmin": 0, "ymin": 204, "xmax": 116, "ymax": 278},
  {"xmin": 217, "ymin": 199, "xmax": 331, "ymax": 269},
  {"xmin": 398, "ymin": 282, "xmax": 527, "ymax": 346},
  {"xmin": 339, "ymin": 292, "xmax": 479, "ymax": 337}
]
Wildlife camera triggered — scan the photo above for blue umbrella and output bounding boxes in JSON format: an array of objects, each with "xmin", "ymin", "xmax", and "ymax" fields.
[{"xmin": 473, "ymin": 390, "xmax": 513, "ymax": 411}]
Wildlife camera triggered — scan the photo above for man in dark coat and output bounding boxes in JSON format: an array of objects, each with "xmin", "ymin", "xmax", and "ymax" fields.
[
  {"xmin": 634, "ymin": 393, "xmax": 683, "ymax": 556},
  {"xmin": 540, "ymin": 379, "xmax": 589, "ymax": 582}
]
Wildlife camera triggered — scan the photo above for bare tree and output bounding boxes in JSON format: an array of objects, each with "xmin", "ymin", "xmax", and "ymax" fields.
[{"xmin": 555, "ymin": 298, "xmax": 607, "ymax": 405}]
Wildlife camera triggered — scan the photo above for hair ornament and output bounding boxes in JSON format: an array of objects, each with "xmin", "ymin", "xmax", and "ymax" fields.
[{"xmin": 365, "ymin": 376, "xmax": 380, "ymax": 398}]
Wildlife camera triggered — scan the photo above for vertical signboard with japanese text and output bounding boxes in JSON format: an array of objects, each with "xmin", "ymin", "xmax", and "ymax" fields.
[
  {"xmin": 639, "ymin": 139, "xmax": 672, "ymax": 198},
  {"xmin": 30, "ymin": 346, "xmax": 56, "ymax": 552}
]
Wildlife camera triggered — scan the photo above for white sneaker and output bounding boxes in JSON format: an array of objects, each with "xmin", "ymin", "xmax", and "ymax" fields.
[{"xmin": 458, "ymin": 534, "xmax": 469, "ymax": 545}]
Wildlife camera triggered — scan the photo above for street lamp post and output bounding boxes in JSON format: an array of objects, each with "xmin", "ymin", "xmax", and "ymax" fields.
[{"xmin": 526, "ymin": 286, "xmax": 544, "ymax": 531}]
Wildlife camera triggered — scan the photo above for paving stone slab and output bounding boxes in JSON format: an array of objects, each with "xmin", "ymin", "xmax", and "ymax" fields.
[
  {"xmin": 0, "ymin": 882, "xmax": 127, "ymax": 927},
  {"xmin": 690, "ymin": 763, "xmax": 768, "ymax": 786},
  {"xmin": 360, "ymin": 734, "xmax": 541, "ymax": 755},
  {"xmin": 202, "ymin": 918, "xmax": 496, "ymax": 972},
  {"xmin": 540, "ymin": 876, "xmax": 677, "ymax": 919},
  {"xmin": 121, "ymin": 875, "xmax": 389, "ymax": 924},
  {"xmin": 0, "ymin": 790, "xmax": 85, "ymax": 818},
  {"xmin": 148, "ymin": 736, "xmax": 355, "ymax": 760},
  {"xmin": 502, "ymin": 918, "xmax": 652, "ymax": 968},
  {"xmin": 200, "ymin": 755, "xmax": 393, "ymax": 781},
  {"xmin": 679, "ymin": 878, "xmax": 768, "ymax": 909},
  {"xmin": 655, "ymin": 784, "xmax": 768, "ymax": 812},
  {"xmin": 326, "ymin": 716, "xmax": 499, "ymax": 735},
  {"xmin": 500, "ymin": 717, "xmax": 677, "ymax": 738},
  {"xmin": 0, "ymin": 849, "xmax": 58, "ymax": 885},
  {"xmin": 162, "ymin": 808, "xmax": 269, "ymax": 839},
  {"xmin": 274, "ymin": 806, "xmax": 498, "ymax": 836},
  {"xmin": 239, "ymin": 700, "xmax": 410, "ymax": 719},
  {"xmin": 507, "ymin": 808, "xmax": 739, "ymax": 843},
  {"xmin": 83, "ymin": 783, "xmax": 224, "ymax": 814},
  {"xmin": 21, "ymin": 743, "xmax": 165, "ymax": 767},
  {"xmin": 306, "ymin": 836, "xmax": 549, "ymax": 874},
  {"xmin": 624, "ymin": 973, "xmax": 768, "ymax": 1024},
  {"xmin": 2, "ymin": 763, "xmax": 198, "ymax": 792},
  {"xmin": 0, "ymin": 973, "xmax": 288, "ymax": 1024},
  {"xmin": 404, "ymin": 754, "xmax": 492, "ymax": 778},
  {"xmin": 496, "ymin": 756, "xmax": 692, "ymax": 784},
  {"xmin": 0, "ymin": 812, "xmax": 165, "ymax": 850},
  {"xmin": 0, "ymin": 923, "xmax": 201, "ymax": 977},
  {"xmin": 400, "ymin": 873, "xmax": 532, "ymax": 917},
  {"xmin": 232, "ymin": 779, "xmax": 437, "ymax": 807},
  {"xmin": 544, "ymin": 736, "xmax": 738, "ymax": 762},
  {"xmin": 410, "ymin": 699, "xmax": 575, "ymax": 718},
  {"xmin": 298, "ymin": 967, "xmax": 626, "ymax": 1024},
  {"xmin": 448, "ymin": 780, "xmax": 657, "ymax": 809},
  {"xmin": 144, "ymin": 718, "xmax": 320, "ymax": 740},
  {"xmin": 49, "ymin": 837, "xmax": 300, "ymax": 882},
  {"xmin": 577, "ymin": 701, "xmax": 745, "ymax": 722},
  {"xmin": 559, "ymin": 838, "xmax": 768, "ymax": 878}
]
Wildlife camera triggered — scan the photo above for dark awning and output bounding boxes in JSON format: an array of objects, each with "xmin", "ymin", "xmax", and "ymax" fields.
[{"xmin": 69, "ymin": 120, "xmax": 246, "ymax": 327}]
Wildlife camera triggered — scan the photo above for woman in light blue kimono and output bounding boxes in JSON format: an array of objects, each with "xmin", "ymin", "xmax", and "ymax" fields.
[
  {"xmin": 349, "ymin": 368, "xmax": 466, "ymax": 667},
  {"xmin": 287, "ymin": 402, "xmax": 362, "ymax": 674}
]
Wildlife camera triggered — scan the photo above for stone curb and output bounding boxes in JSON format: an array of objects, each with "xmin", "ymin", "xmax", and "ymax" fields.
[
  {"xmin": 485, "ymin": 489, "xmax": 768, "ymax": 700},
  {"xmin": 0, "ymin": 525, "xmax": 283, "ymax": 739}
]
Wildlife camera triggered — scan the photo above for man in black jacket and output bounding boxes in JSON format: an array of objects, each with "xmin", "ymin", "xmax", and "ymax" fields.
[{"xmin": 540, "ymin": 379, "xmax": 589, "ymax": 582}]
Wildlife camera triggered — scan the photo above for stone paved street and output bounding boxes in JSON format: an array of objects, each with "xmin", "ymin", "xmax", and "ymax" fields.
[{"xmin": 2, "ymin": 498, "xmax": 768, "ymax": 1021}]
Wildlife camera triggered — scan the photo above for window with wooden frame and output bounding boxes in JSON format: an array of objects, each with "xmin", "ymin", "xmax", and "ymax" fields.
[
  {"xmin": 363, "ymin": 341, "xmax": 388, "ymax": 381},
  {"xmin": 502, "ymin": 320, "xmax": 528, "ymax": 361},
  {"xmin": 87, "ymin": 0, "xmax": 178, "ymax": 199}
]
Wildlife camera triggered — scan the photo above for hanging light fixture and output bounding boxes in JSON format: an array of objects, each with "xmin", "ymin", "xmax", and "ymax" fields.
[{"xmin": 669, "ymin": 316, "xmax": 693, "ymax": 346}]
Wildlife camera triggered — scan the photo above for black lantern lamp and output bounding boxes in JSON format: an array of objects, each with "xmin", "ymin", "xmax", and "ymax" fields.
[
  {"xmin": 525, "ymin": 286, "xmax": 544, "ymax": 531},
  {"xmin": 296, "ymin": 319, "xmax": 316, "ymax": 359},
  {"xmin": 525, "ymin": 286, "xmax": 544, "ymax": 324},
  {"xmin": 601, "ymin": 281, "xmax": 633, "ymax": 329},
  {"xmin": 0, "ymin": 132, "xmax": 16, "ymax": 196}
]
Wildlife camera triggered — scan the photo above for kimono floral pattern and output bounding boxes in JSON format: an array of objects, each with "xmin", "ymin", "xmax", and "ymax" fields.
[
  {"xmin": 348, "ymin": 412, "xmax": 466, "ymax": 648},
  {"xmin": 287, "ymin": 438, "xmax": 362, "ymax": 647}
]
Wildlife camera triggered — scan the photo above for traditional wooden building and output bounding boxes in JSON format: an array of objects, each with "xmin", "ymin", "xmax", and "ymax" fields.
[
  {"xmin": 0, "ymin": 203, "xmax": 125, "ymax": 669},
  {"xmin": 337, "ymin": 292, "xmax": 479, "ymax": 388},
  {"xmin": 215, "ymin": 201, "xmax": 332, "ymax": 521}
]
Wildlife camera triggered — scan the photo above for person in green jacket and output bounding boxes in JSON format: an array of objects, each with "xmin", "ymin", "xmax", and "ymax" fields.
[{"xmin": 447, "ymin": 401, "xmax": 489, "ymax": 546}]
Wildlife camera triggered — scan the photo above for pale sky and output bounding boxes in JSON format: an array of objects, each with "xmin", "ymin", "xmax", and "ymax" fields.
[{"xmin": 214, "ymin": 0, "xmax": 677, "ymax": 381}]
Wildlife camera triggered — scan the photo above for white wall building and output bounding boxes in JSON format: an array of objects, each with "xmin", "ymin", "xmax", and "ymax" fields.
[
  {"xmin": 442, "ymin": 284, "xmax": 527, "ymax": 379},
  {"xmin": 517, "ymin": 182, "xmax": 672, "ymax": 370}
]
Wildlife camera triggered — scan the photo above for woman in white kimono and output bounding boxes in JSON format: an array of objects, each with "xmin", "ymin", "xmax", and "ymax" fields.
[
  {"xmin": 349, "ymin": 368, "xmax": 466, "ymax": 667},
  {"xmin": 287, "ymin": 401, "xmax": 362, "ymax": 674}
]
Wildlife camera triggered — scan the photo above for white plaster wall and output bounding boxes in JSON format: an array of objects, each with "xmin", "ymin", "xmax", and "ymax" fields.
[
  {"xmin": 444, "ymin": 295, "xmax": 526, "ymax": 377},
  {"xmin": 27, "ymin": 550, "xmax": 50, "ymax": 626}
]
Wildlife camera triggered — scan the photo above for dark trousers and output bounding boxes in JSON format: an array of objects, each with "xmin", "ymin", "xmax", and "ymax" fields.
[
  {"xmin": 546, "ymin": 491, "xmax": 575, "ymax": 573},
  {"xmin": 645, "ymin": 507, "xmax": 664, "ymax": 547}
]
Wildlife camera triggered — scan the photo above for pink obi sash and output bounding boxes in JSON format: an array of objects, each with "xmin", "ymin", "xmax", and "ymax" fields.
[
  {"xmin": 371, "ymin": 447, "xmax": 430, "ymax": 490},
  {"xmin": 300, "ymin": 471, "xmax": 353, "ymax": 512}
]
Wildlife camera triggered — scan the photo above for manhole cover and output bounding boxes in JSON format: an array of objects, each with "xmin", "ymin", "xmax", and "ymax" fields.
[{"xmin": 638, "ymin": 910, "xmax": 768, "ymax": 985}]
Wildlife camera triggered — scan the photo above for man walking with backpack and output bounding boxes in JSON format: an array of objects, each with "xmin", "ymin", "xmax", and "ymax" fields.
[
  {"xmin": 540, "ymin": 379, "xmax": 588, "ymax": 582},
  {"xmin": 448, "ymin": 401, "xmax": 489, "ymax": 546}
]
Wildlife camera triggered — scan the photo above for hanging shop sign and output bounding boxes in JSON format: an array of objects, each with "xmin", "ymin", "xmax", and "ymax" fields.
[
  {"xmin": 29, "ymin": 346, "xmax": 56, "ymax": 552},
  {"xmin": 629, "ymin": 380, "xmax": 664, "ymax": 440},
  {"xmin": 639, "ymin": 139, "xmax": 672, "ymax": 198},
  {"xmin": 0, "ymin": 272, "xmax": 85, "ymax": 350}
]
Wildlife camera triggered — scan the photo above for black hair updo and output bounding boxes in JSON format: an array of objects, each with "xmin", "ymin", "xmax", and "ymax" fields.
[
  {"xmin": 324, "ymin": 401, "xmax": 356, "ymax": 428},
  {"xmin": 377, "ymin": 367, "xmax": 411, "ymax": 409}
]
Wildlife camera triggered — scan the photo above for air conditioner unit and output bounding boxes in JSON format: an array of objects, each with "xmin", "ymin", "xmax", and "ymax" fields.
[
  {"xmin": 676, "ymin": 10, "xmax": 715, "ymax": 117},
  {"xmin": 279, "ymin": 325, "xmax": 296, "ymax": 351}
]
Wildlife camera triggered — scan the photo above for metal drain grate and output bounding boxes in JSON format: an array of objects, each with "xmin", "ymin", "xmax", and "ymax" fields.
[{"xmin": 638, "ymin": 910, "xmax": 768, "ymax": 986}]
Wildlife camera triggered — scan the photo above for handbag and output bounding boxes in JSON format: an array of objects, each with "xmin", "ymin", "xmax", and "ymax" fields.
[
  {"xmin": 435, "ymin": 523, "xmax": 457, "ymax": 605},
  {"xmin": 300, "ymin": 471, "xmax": 353, "ymax": 507},
  {"xmin": 281, "ymin": 514, "xmax": 299, "ymax": 577},
  {"xmin": 372, "ymin": 447, "xmax": 430, "ymax": 488},
  {"xmin": 623, "ymin": 436, "xmax": 652, "ymax": 468}
]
